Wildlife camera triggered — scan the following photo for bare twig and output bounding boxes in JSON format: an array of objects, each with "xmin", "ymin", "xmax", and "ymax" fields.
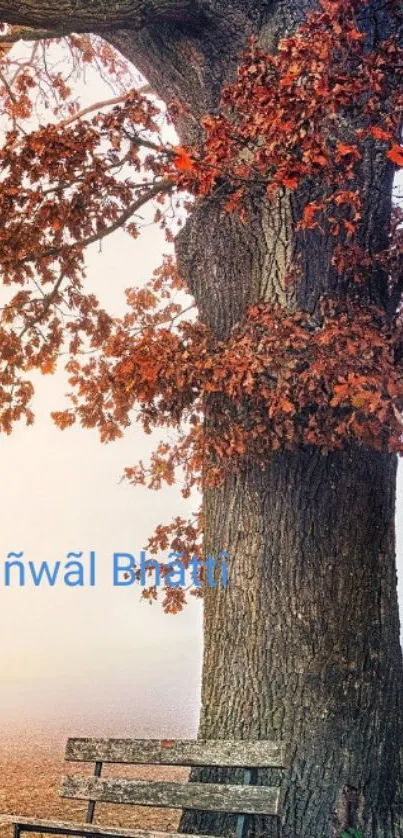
[{"xmin": 56, "ymin": 84, "xmax": 152, "ymax": 130}]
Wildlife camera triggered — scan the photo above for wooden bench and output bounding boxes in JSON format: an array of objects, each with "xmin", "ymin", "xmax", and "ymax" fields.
[{"xmin": 0, "ymin": 738, "xmax": 289, "ymax": 838}]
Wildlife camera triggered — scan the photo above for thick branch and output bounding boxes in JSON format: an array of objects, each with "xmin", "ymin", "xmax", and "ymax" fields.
[
  {"xmin": 0, "ymin": 26, "xmax": 63, "ymax": 43},
  {"xmin": 0, "ymin": 1, "xmax": 206, "ymax": 36}
]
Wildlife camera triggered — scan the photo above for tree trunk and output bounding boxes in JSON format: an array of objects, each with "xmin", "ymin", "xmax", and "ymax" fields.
[
  {"xmin": 181, "ymin": 446, "xmax": 403, "ymax": 837},
  {"xmin": 107, "ymin": 2, "xmax": 403, "ymax": 834},
  {"xmin": 172, "ymin": 174, "xmax": 403, "ymax": 837}
]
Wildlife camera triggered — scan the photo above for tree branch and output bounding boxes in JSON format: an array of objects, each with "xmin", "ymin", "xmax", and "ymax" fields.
[
  {"xmin": 18, "ymin": 179, "xmax": 173, "ymax": 266},
  {"xmin": 56, "ymin": 85, "xmax": 151, "ymax": 130},
  {"xmin": 0, "ymin": 26, "xmax": 64, "ymax": 43},
  {"xmin": 0, "ymin": 1, "xmax": 207, "ymax": 37}
]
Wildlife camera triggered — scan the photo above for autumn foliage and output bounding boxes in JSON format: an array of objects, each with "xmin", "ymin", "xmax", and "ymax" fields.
[{"xmin": 0, "ymin": 1, "xmax": 402, "ymax": 609}]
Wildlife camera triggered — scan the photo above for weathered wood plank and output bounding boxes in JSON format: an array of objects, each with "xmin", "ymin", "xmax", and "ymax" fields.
[
  {"xmin": 65, "ymin": 739, "xmax": 288, "ymax": 769},
  {"xmin": 0, "ymin": 816, "xmax": 222, "ymax": 838},
  {"xmin": 60, "ymin": 776, "xmax": 280, "ymax": 816}
]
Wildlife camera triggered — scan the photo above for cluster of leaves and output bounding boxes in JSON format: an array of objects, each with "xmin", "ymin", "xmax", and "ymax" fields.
[
  {"xmin": 173, "ymin": 0, "xmax": 403, "ymax": 223},
  {"xmin": 0, "ymin": 0, "xmax": 402, "ymax": 436},
  {"xmin": 49, "ymin": 256, "xmax": 403, "ymax": 613},
  {"xmin": 0, "ymin": 33, "xmax": 181, "ymax": 432},
  {"xmin": 53, "ymin": 269, "xmax": 403, "ymax": 482},
  {"xmin": 0, "ymin": 29, "xmax": 135, "ymax": 125},
  {"xmin": 135, "ymin": 511, "xmax": 204, "ymax": 613}
]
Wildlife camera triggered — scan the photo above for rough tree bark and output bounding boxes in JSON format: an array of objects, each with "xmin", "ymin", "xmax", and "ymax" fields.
[{"xmin": 1, "ymin": 1, "xmax": 402, "ymax": 835}]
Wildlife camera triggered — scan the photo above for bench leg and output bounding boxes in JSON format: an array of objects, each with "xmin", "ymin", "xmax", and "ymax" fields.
[
  {"xmin": 86, "ymin": 760, "xmax": 103, "ymax": 828},
  {"xmin": 235, "ymin": 768, "xmax": 258, "ymax": 838}
]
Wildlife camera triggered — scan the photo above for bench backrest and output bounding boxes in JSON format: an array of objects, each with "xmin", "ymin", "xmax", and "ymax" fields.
[{"xmin": 61, "ymin": 738, "xmax": 288, "ymax": 824}]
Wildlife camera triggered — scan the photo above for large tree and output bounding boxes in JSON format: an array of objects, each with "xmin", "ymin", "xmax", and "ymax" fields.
[{"xmin": 0, "ymin": 1, "xmax": 402, "ymax": 836}]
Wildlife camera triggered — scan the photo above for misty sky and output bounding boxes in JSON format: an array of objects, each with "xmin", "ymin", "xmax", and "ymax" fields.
[
  {"xmin": 0, "ymin": 210, "xmax": 203, "ymax": 738},
  {"xmin": 0, "ymin": 43, "xmax": 402, "ymax": 741}
]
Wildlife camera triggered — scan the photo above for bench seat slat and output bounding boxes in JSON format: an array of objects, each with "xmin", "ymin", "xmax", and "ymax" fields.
[
  {"xmin": 61, "ymin": 776, "xmax": 280, "ymax": 817},
  {"xmin": 65, "ymin": 739, "xmax": 288, "ymax": 769},
  {"xmin": 0, "ymin": 816, "xmax": 221, "ymax": 838}
]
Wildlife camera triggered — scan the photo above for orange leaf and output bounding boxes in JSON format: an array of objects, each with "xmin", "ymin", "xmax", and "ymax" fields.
[
  {"xmin": 302, "ymin": 202, "xmax": 321, "ymax": 228},
  {"xmin": 343, "ymin": 220, "xmax": 355, "ymax": 236},
  {"xmin": 370, "ymin": 126, "xmax": 391, "ymax": 141},
  {"xmin": 280, "ymin": 398, "xmax": 295, "ymax": 414},
  {"xmin": 387, "ymin": 144, "xmax": 403, "ymax": 166},
  {"xmin": 40, "ymin": 358, "xmax": 56, "ymax": 374},
  {"xmin": 347, "ymin": 28, "xmax": 364, "ymax": 41},
  {"xmin": 51, "ymin": 411, "xmax": 75, "ymax": 429},
  {"xmin": 282, "ymin": 174, "xmax": 299, "ymax": 189},
  {"xmin": 336, "ymin": 143, "xmax": 361, "ymax": 160},
  {"xmin": 173, "ymin": 146, "xmax": 194, "ymax": 172}
]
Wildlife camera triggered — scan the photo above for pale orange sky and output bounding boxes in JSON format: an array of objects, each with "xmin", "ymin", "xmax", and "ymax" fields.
[{"xmin": 0, "ymin": 213, "xmax": 203, "ymax": 737}]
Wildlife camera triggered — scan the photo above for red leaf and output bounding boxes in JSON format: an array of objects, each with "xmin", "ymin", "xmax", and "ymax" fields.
[
  {"xmin": 347, "ymin": 28, "xmax": 364, "ymax": 41},
  {"xmin": 370, "ymin": 126, "xmax": 391, "ymax": 141},
  {"xmin": 336, "ymin": 143, "xmax": 361, "ymax": 160},
  {"xmin": 387, "ymin": 144, "xmax": 403, "ymax": 167},
  {"xmin": 282, "ymin": 174, "xmax": 299, "ymax": 189},
  {"xmin": 302, "ymin": 202, "xmax": 321, "ymax": 228},
  {"xmin": 173, "ymin": 146, "xmax": 194, "ymax": 172}
]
